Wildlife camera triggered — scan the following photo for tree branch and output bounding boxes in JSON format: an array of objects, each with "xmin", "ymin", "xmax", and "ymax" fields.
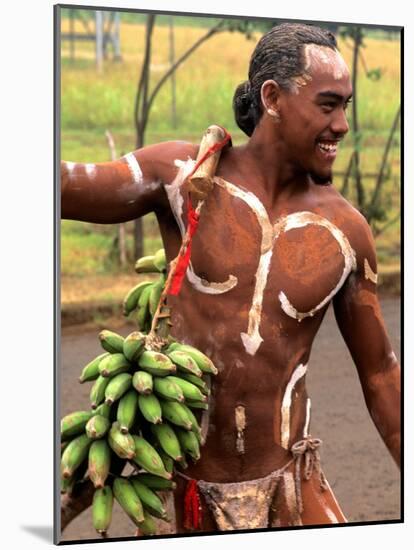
[
  {"xmin": 134, "ymin": 14, "xmax": 156, "ymax": 147},
  {"xmin": 373, "ymin": 210, "xmax": 400, "ymax": 238},
  {"xmin": 370, "ymin": 104, "xmax": 401, "ymax": 212},
  {"xmin": 145, "ymin": 20, "xmax": 227, "ymax": 118},
  {"xmin": 340, "ymin": 150, "xmax": 355, "ymax": 197}
]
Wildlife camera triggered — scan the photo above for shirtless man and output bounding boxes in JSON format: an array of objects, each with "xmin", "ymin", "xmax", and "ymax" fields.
[{"xmin": 61, "ymin": 23, "xmax": 400, "ymax": 531}]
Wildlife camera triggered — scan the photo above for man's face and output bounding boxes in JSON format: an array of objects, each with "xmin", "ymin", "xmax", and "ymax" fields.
[{"xmin": 276, "ymin": 45, "xmax": 353, "ymax": 184}]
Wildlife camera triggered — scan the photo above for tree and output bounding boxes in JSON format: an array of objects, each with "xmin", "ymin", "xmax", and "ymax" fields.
[
  {"xmin": 339, "ymin": 26, "xmax": 400, "ymax": 236},
  {"xmin": 131, "ymin": 16, "xmax": 261, "ymax": 259}
]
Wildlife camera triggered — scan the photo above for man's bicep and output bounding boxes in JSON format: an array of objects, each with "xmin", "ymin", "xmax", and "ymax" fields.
[
  {"xmin": 61, "ymin": 141, "xmax": 194, "ymax": 224},
  {"xmin": 333, "ymin": 252, "xmax": 395, "ymax": 386}
]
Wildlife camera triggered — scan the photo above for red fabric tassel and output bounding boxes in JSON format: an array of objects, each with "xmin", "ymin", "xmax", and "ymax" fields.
[
  {"xmin": 168, "ymin": 126, "xmax": 231, "ymax": 297},
  {"xmin": 183, "ymin": 479, "xmax": 202, "ymax": 530},
  {"xmin": 168, "ymin": 201, "xmax": 200, "ymax": 296}
]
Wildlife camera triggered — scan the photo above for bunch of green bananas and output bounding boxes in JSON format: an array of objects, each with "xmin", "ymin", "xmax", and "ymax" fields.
[
  {"xmin": 123, "ymin": 249, "xmax": 168, "ymax": 332},
  {"xmin": 60, "ymin": 249, "xmax": 218, "ymax": 537}
]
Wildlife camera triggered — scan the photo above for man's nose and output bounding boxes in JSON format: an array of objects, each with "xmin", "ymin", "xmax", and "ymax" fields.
[{"xmin": 330, "ymin": 108, "xmax": 350, "ymax": 136}]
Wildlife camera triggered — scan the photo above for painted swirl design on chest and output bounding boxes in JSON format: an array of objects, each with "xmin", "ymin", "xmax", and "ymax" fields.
[{"xmin": 166, "ymin": 163, "xmax": 356, "ymax": 356}]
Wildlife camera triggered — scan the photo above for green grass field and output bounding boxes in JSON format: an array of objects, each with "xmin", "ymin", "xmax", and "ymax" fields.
[{"xmin": 60, "ymin": 15, "xmax": 401, "ymax": 286}]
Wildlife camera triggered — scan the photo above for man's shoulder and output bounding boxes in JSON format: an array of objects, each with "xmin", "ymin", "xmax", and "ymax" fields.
[
  {"xmin": 144, "ymin": 140, "xmax": 198, "ymax": 164},
  {"xmin": 320, "ymin": 187, "xmax": 376, "ymax": 268},
  {"xmin": 140, "ymin": 140, "xmax": 199, "ymax": 185}
]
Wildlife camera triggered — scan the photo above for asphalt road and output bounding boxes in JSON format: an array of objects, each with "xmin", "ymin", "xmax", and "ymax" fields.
[{"xmin": 58, "ymin": 297, "xmax": 401, "ymax": 542}]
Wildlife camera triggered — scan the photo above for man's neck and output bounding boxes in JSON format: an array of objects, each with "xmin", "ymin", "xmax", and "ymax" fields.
[{"xmin": 235, "ymin": 130, "xmax": 310, "ymax": 204}]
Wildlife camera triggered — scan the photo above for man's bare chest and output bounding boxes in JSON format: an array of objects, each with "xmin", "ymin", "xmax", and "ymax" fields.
[{"xmin": 164, "ymin": 165, "xmax": 356, "ymax": 354}]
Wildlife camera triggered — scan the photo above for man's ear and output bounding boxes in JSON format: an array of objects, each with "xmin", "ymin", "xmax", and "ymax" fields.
[{"xmin": 260, "ymin": 79, "xmax": 281, "ymax": 114}]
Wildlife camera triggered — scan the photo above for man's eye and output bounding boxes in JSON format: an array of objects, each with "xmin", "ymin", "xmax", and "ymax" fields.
[{"xmin": 321, "ymin": 103, "xmax": 335, "ymax": 112}]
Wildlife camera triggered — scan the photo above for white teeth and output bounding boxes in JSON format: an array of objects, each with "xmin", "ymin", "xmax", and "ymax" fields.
[{"xmin": 318, "ymin": 142, "xmax": 337, "ymax": 153}]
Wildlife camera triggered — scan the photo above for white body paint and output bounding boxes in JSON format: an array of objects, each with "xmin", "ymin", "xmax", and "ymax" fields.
[
  {"xmin": 364, "ymin": 258, "xmax": 378, "ymax": 284},
  {"xmin": 123, "ymin": 152, "xmax": 143, "ymax": 185},
  {"xmin": 85, "ymin": 163, "xmax": 97, "ymax": 179},
  {"xmin": 165, "ymin": 169, "xmax": 356, "ymax": 355},
  {"xmin": 325, "ymin": 507, "xmax": 339, "ymax": 523},
  {"xmin": 166, "ymin": 160, "xmax": 238, "ymax": 294},
  {"xmin": 65, "ymin": 161, "xmax": 76, "ymax": 177},
  {"xmin": 303, "ymin": 397, "xmax": 311, "ymax": 438},
  {"xmin": 214, "ymin": 180, "xmax": 356, "ymax": 352},
  {"xmin": 281, "ymin": 363, "xmax": 308, "ymax": 449},
  {"xmin": 303, "ymin": 44, "xmax": 349, "ymax": 81},
  {"xmin": 276, "ymin": 212, "xmax": 357, "ymax": 321},
  {"xmin": 215, "ymin": 177, "xmax": 274, "ymax": 355}
]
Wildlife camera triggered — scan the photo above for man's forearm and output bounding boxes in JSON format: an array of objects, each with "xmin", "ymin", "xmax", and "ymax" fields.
[{"xmin": 366, "ymin": 362, "xmax": 401, "ymax": 468}]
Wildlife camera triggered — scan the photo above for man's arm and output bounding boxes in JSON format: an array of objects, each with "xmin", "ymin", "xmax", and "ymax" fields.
[
  {"xmin": 333, "ymin": 213, "xmax": 400, "ymax": 468},
  {"xmin": 61, "ymin": 141, "xmax": 196, "ymax": 223}
]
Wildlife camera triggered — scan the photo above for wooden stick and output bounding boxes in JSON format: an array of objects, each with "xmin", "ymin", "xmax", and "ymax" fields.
[{"xmin": 187, "ymin": 125, "xmax": 227, "ymax": 201}]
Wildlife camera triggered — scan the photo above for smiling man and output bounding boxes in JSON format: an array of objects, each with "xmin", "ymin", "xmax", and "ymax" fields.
[{"xmin": 61, "ymin": 23, "xmax": 400, "ymax": 533}]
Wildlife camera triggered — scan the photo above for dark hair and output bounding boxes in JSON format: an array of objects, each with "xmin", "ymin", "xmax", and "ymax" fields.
[{"xmin": 233, "ymin": 23, "xmax": 338, "ymax": 136}]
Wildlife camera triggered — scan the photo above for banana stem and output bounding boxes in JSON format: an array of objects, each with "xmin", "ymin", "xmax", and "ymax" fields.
[{"xmin": 148, "ymin": 199, "xmax": 204, "ymax": 344}]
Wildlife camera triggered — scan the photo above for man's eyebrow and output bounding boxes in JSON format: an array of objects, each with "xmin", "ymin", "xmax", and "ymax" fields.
[{"xmin": 316, "ymin": 91, "xmax": 353, "ymax": 102}]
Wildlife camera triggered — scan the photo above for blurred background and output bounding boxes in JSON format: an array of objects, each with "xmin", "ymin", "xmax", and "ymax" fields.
[
  {"xmin": 58, "ymin": 7, "xmax": 401, "ymax": 541},
  {"xmin": 60, "ymin": 8, "xmax": 400, "ymax": 317}
]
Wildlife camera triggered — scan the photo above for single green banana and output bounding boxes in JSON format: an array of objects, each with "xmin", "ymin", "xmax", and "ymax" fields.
[
  {"xmin": 185, "ymin": 399, "xmax": 209, "ymax": 410},
  {"xmin": 131, "ymin": 435, "xmax": 172, "ymax": 480},
  {"xmin": 180, "ymin": 403, "xmax": 202, "ymax": 439},
  {"xmin": 166, "ymin": 376, "xmax": 206, "ymax": 402},
  {"xmin": 113, "ymin": 477, "xmax": 145, "ymax": 525},
  {"xmin": 85, "ymin": 414, "xmax": 110, "ymax": 439},
  {"xmin": 153, "ymin": 248, "xmax": 167, "ymax": 272},
  {"xmin": 108, "ymin": 421, "xmax": 136, "ymax": 459},
  {"xmin": 123, "ymin": 331, "xmax": 146, "ymax": 362},
  {"xmin": 123, "ymin": 281, "xmax": 152, "ymax": 316},
  {"xmin": 132, "ymin": 371, "xmax": 153, "ymax": 395},
  {"xmin": 135, "ymin": 255, "xmax": 157, "ymax": 274},
  {"xmin": 90, "ymin": 375, "xmax": 110, "ymax": 409},
  {"xmin": 99, "ymin": 329, "xmax": 125, "ymax": 354},
  {"xmin": 104, "ymin": 373, "xmax": 132, "ymax": 405},
  {"xmin": 149, "ymin": 282, "xmax": 163, "ymax": 317},
  {"xmin": 159, "ymin": 400, "xmax": 193, "ymax": 430},
  {"xmin": 61, "ymin": 410, "xmax": 93, "ymax": 440},
  {"xmin": 137, "ymin": 394, "xmax": 162, "ymax": 424},
  {"xmin": 138, "ymin": 350, "xmax": 176, "ymax": 377},
  {"xmin": 88, "ymin": 439, "xmax": 111, "ymax": 489},
  {"xmin": 117, "ymin": 389, "xmax": 139, "ymax": 434},
  {"xmin": 158, "ymin": 448, "xmax": 175, "ymax": 474},
  {"xmin": 92, "ymin": 486, "xmax": 113, "ymax": 535},
  {"xmin": 153, "ymin": 377, "xmax": 184, "ymax": 403},
  {"xmin": 173, "ymin": 344, "xmax": 218, "ymax": 375},
  {"xmin": 61, "ymin": 434, "xmax": 92, "ymax": 479},
  {"xmin": 165, "ymin": 350, "xmax": 203, "ymax": 377},
  {"xmin": 136, "ymin": 305, "xmax": 148, "ymax": 332},
  {"xmin": 92, "ymin": 402, "xmax": 111, "ymax": 419},
  {"xmin": 176, "ymin": 372, "xmax": 210, "ymax": 395},
  {"xmin": 136, "ymin": 510, "xmax": 158, "ymax": 536},
  {"xmin": 175, "ymin": 428, "xmax": 201, "ymax": 461},
  {"xmin": 60, "ymin": 459, "xmax": 87, "ymax": 495},
  {"xmin": 150, "ymin": 423, "xmax": 182, "ymax": 461},
  {"xmin": 135, "ymin": 473, "xmax": 176, "ymax": 491},
  {"xmin": 99, "ymin": 353, "xmax": 131, "ymax": 378},
  {"xmin": 130, "ymin": 477, "xmax": 168, "ymax": 520},
  {"xmin": 79, "ymin": 353, "xmax": 109, "ymax": 383},
  {"xmin": 138, "ymin": 283, "xmax": 153, "ymax": 309}
]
